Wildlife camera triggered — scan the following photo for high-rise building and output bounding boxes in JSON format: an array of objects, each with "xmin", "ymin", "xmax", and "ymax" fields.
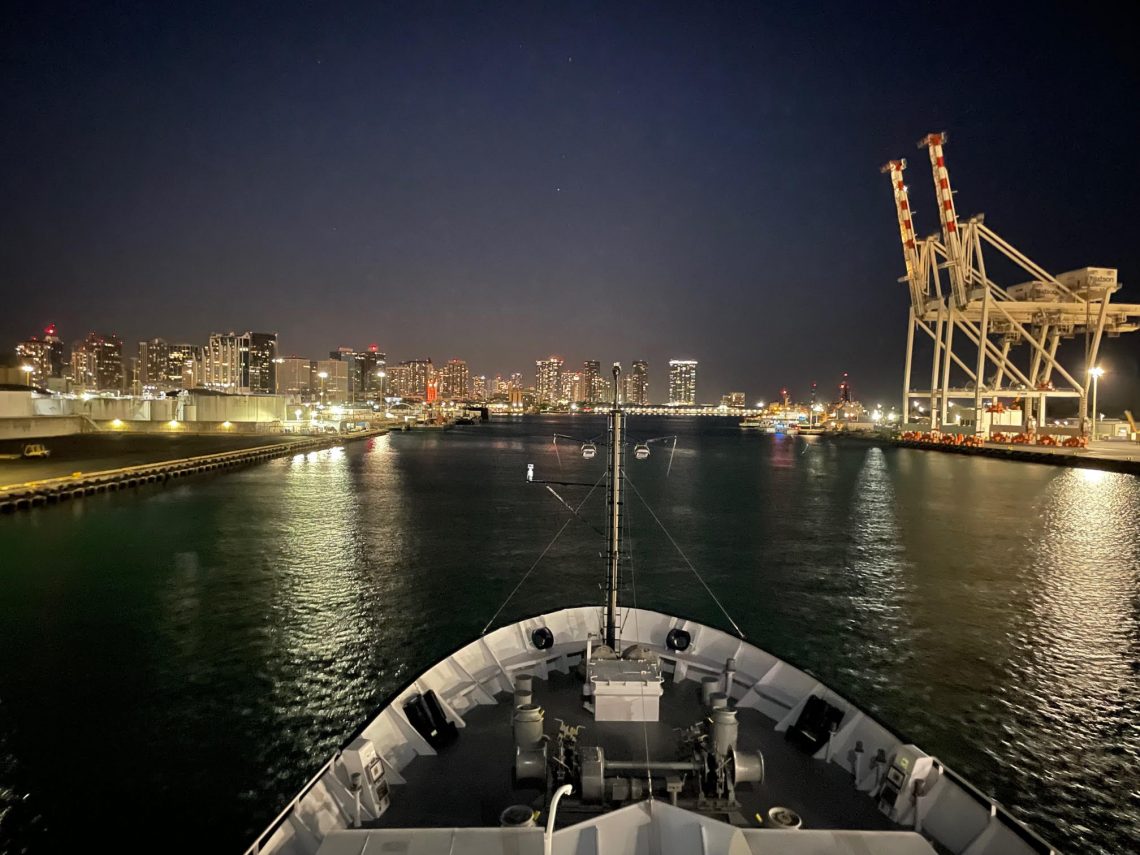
[
  {"xmin": 582, "ymin": 360, "xmax": 602, "ymax": 403},
  {"xmin": 387, "ymin": 365, "xmax": 415, "ymax": 398},
  {"xmin": 205, "ymin": 331, "xmax": 278, "ymax": 394},
  {"xmin": 314, "ymin": 359, "xmax": 349, "ymax": 403},
  {"xmin": 71, "ymin": 332, "xmax": 124, "ymax": 392},
  {"xmin": 277, "ymin": 357, "xmax": 315, "ymax": 399},
  {"xmin": 15, "ymin": 339, "xmax": 51, "ymax": 388},
  {"xmin": 139, "ymin": 339, "xmax": 198, "ymax": 391},
  {"xmin": 325, "ymin": 346, "xmax": 386, "ymax": 401},
  {"xmin": 668, "ymin": 359, "xmax": 698, "ymax": 405},
  {"xmin": 329, "ymin": 347, "xmax": 361, "ymax": 401},
  {"xmin": 628, "ymin": 360, "xmax": 648, "ymax": 405},
  {"xmin": 471, "ymin": 375, "xmax": 489, "ymax": 402},
  {"xmin": 561, "ymin": 371, "xmax": 584, "ymax": 403},
  {"xmin": 721, "ymin": 392, "xmax": 746, "ymax": 408},
  {"xmin": 536, "ymin": 356, "xmax": 563, "ymax": 404},
  {"xmin": 360, "ymin": 346, "xmax": 386, "ymax": 398},
  {"xmin": 438, "ymin": 358, "xmax": 470, "ymax": 400},
  {"xmin": 247, "ymin": 333, "xmax": 278, "ymax": 394},
  {"xmin": 16, "ymin": 325, "xmax": 65, "ymax": 388},
  {"xmin": 138, "ymin": 338, "xmax": 168, "ymax": 389},
  {"xmin": 168, "ymin": 343, "xmax": 202, "ymax": 389},
  {"xmin": 399, "ymin": 359, "xmax": 433, "ymax": 398}
]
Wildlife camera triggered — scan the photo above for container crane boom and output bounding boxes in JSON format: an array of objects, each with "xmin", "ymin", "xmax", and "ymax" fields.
[
  {"xmin": 919, "ymin": 132, "xmax": 970, "ymax": 309},
  {"xmin": 881, "ymin": 159, "xmax": 926, "ymax": 311}
]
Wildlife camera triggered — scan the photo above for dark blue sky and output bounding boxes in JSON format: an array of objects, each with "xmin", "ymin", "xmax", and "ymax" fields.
[{"xmin": 2, "ymin": 2, "xmax": 1138, "ymax": 406}]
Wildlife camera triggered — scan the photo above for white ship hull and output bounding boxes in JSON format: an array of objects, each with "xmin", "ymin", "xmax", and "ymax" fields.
[{"xmin": 248, "ymin": 606, "xmax": 1053, "ymax": 855}]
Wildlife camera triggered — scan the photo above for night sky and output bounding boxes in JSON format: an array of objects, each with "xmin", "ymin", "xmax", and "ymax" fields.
[{"xmin": 3, "ymin": 2, "xmax": 1138, "ymax": 407}]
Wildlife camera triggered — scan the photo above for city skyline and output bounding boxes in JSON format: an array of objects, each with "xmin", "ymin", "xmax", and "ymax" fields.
[
  {"xmin": 7, "ymin": 318, "xmax": 893, "ymax": 407},
  {"xmin": 2, "ymin": 5, "xmax": 1138, "ymax": 408}
]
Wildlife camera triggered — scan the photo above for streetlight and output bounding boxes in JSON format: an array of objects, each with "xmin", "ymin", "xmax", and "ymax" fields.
[
  {"xmin": 1089, "ymin": 366, "xmax": 1105, "ymax": 441},
  {"xmin": 19, "ymin": 364, "xmax": 34, "ymax": 387},
  {"xmin": 317, "ymin": 371, "xmax": 328, "ymax": 408}
]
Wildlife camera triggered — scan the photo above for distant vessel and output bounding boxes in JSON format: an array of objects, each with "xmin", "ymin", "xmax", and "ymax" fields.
[
  {"xmin": 247, "ymin": 365, "xmax": 1055, "ymax": 855},
  {"xmin": 739, "ymin": 415, "xmax": 776, "ymax": 433}
]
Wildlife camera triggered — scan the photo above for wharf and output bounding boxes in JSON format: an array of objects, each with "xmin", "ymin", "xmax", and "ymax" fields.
[
  {"xmin": 832, "ymin": 432, "xmax": 1140, "ymax": 476},
  {"xmin": 0, "ymin": 429, "xmax": 386, "ymax": 514}
]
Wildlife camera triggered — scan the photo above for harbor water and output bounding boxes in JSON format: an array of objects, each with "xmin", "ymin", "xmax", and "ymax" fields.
[{"xmin": 1, "ymin": 417, "xmax": 1137, "ymax": 852}]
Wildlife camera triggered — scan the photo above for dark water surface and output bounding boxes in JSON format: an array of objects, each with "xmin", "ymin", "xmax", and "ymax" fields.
[{"xmin": 1, "ymin": 417, "xmax": 1137, "ymax": 852}]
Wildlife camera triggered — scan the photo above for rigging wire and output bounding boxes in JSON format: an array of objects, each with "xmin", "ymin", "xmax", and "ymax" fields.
[
  {"xmin": 480, "ymin": 469, "xmax": 607, "ymax": 636},
  {"xmin": 623, "ymin": 468, "xmax": 655, "ymax": 805},
  {"xmin": 545, "ymin": 485, "xmax": 606, "ymax": 538},
  {"xmin": 624, "ymin": 474, "xmax": 748, "ymax": 641}
]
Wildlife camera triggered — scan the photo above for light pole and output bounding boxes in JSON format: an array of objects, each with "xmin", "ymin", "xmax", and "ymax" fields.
[
  {"xmin": 19, "ymin": 364, "xmax": 34, "ymax": 387},
  {"xmin": 1089, "ymin": 366, "xmax": 1104, "ymax": 441},
  {"xmin": 317, "ymin": 371, "xmax": 328, "ymax": 408}
]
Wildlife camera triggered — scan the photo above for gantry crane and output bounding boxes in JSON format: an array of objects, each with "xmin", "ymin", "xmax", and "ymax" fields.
[{"xmin": 884, "ymin": 133, "xmax": 1140, "ymax": 437}]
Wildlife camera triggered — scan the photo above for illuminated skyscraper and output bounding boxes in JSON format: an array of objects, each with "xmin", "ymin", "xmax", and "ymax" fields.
[
  {"xmin": 387, "ymin": 365, "xmax": 414, "ymax": 398},
  {"xmin": 439, "ymin": 359, "xmax": 470, "ymax": 400},
  {"xmin": 399, "ymin": 359, "xmax": 433, "ymax": 398},
  {"xmin": 16, "ymin": 325, "xmax": 64, "ymax": 388},
  {"xmin": 360, "ymin": 346, "xmax": 386, "ymax": 398},
  {"xmin": 277, "ymin": 357, "xmax": 315, "ymax": 399},
  {"xmin": 71, "ymin": 332, "xmax": 124, "ymax": 392},
  {"xmin": 628, "ymin": 360, "xmax": 648, "ymax": 405},
  {"xmin": 582, "ymin": 360, "xmax": 602, "ymax": 403},
  {"xmin": 535, "ymin": 356, "xmax": 563, "ymax": 404},
  {"xmin": 169, "ymin": 343, "xmax": 202, "ymax": 389},
  {"xmin": 561, "ymin": 371, "xmax": 583, "ymax": 403},
  {"xmin": 314, "ymin": 358, "xmax": 349, "ymax": 402},
  {"xmin": 471, "ymin": 375, "xmax": 489, "ymax": 401},
  {"xmin": 668, "ymin": 359, "xmax": 698, "ymax": 405},
  {"xmin": 205, "ymin": 331, "xmax": 278, "ymax": 394}
]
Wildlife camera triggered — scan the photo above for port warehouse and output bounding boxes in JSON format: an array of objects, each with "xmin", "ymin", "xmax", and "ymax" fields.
[{"xmin": 0, "ymin": 389, "xmax": 289, "ymax": 439}]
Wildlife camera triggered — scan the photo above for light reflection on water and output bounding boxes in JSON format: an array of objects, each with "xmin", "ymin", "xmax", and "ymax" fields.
[{"xmin": 0, "ymin": 422, "xmax": 1137, "ymax": 854}]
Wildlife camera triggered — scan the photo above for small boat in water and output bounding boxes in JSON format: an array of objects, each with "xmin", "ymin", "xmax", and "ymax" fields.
[
  {"xmin": 247, "ymin": 365, "xmax": 1056, "ymax": 855},
  {"xmin": 740, "ymin": 416, "xmax": 777, "ymax": 433}
]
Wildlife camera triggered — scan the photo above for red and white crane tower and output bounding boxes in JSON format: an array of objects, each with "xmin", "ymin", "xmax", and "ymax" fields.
[{"xmin": 884, "ymin": 132, "xmax": 1140, "ymax": 438}]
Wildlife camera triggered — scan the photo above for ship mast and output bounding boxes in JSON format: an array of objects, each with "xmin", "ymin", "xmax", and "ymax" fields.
[{"xmin": 604, "ymin": 363, "xmax": 623, "ymax": 649}]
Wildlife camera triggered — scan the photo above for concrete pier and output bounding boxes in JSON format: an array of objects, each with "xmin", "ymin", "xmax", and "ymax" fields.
[
  {"xmin": 832, "ymin": 432, "xmax": 1140, "ymax": 476},
  {"xmin": 0, "ymin": 430, "xmax": 385, "ymax": 514}
]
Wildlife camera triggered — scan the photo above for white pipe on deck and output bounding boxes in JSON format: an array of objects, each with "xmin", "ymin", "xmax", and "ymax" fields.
[{"xmin": 545, "ymin": 785, "xmax": 573, "ymax": 855}]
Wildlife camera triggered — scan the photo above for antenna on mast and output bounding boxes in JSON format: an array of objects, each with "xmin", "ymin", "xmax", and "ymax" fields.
[{"xmin": 604, "ymin": 362, "xmax": 623, "ymax": 649}]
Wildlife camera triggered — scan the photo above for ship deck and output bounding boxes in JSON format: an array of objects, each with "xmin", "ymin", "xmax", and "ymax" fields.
[{"xmin": 374, "ymin": 668, "xmax": 897, "ymax": 834}]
